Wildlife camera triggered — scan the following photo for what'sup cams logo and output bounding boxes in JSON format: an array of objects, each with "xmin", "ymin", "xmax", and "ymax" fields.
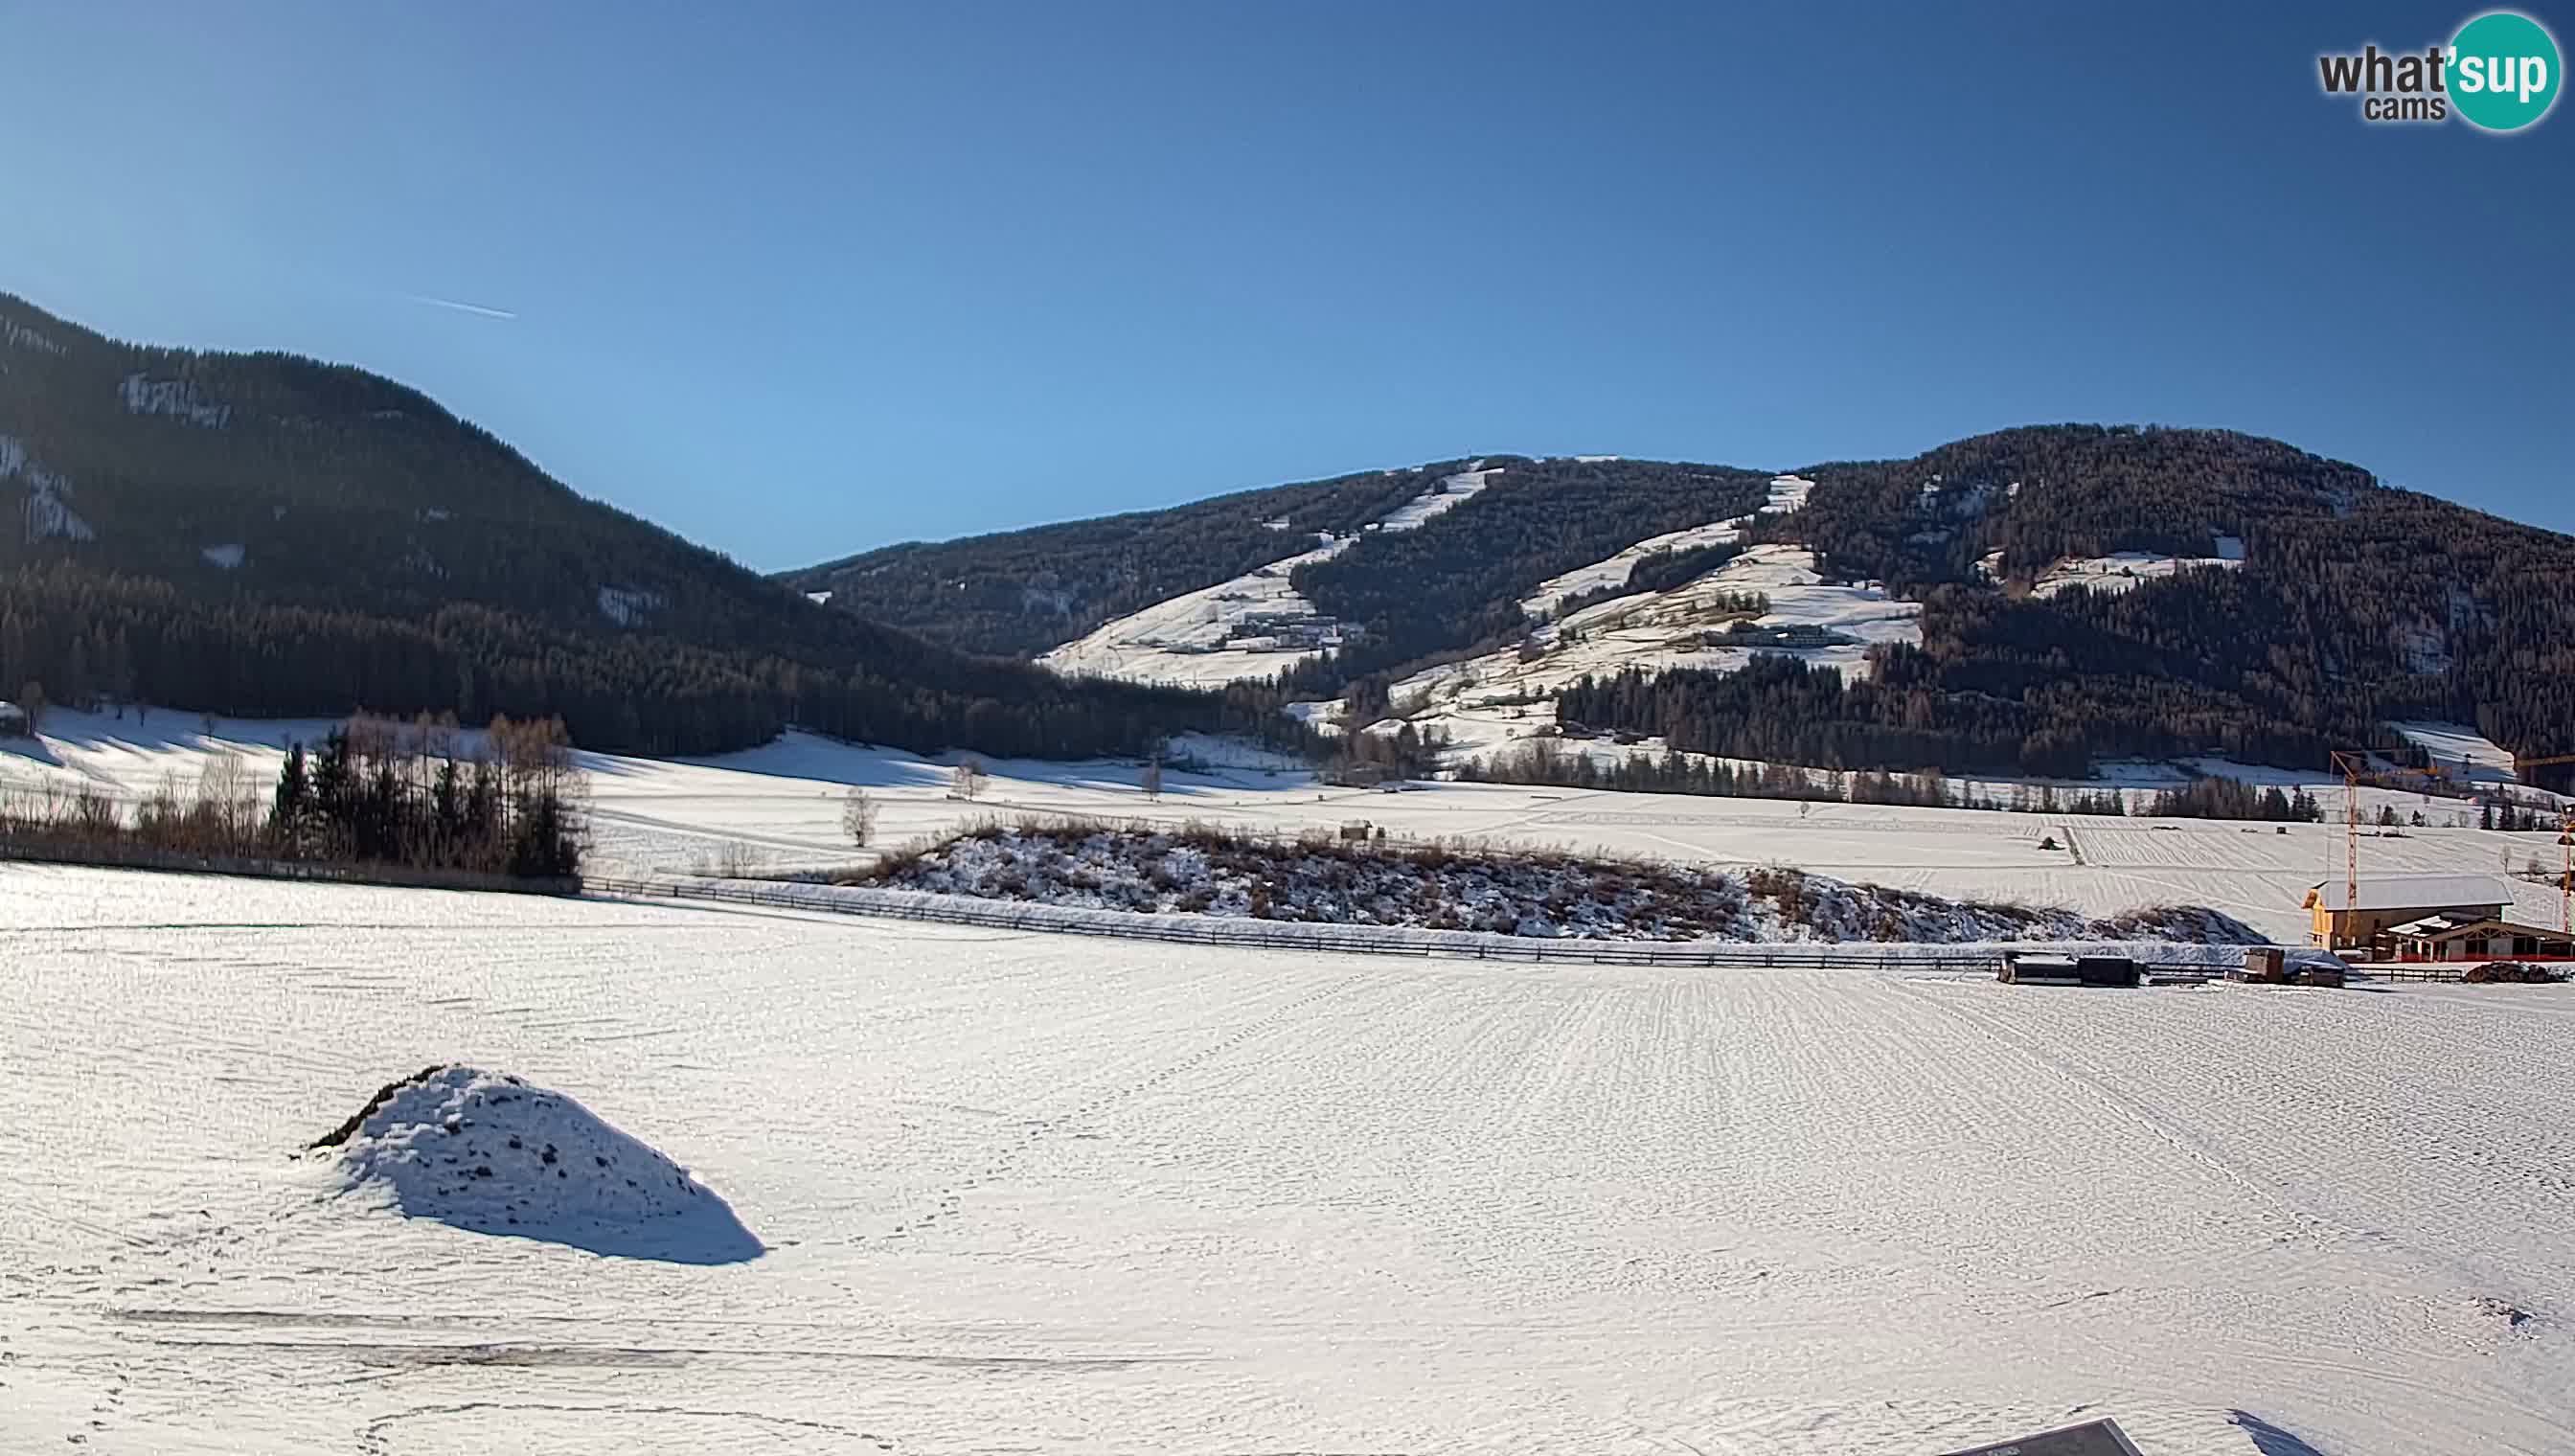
[{"xmin": 2318, "ymin": 10, "xmax": 2562, "ymax": 130}]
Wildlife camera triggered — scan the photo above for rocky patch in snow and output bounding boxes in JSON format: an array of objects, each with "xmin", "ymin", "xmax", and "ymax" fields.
[
  {"xmin": 4, "ymin": 434, "xmax": 95, "ymax": 543},
  {"xmin": 2, "ymin": 318, "xmax": 65, "ymax": 355},
  {"xmin": 874, "ymin": 825, "xmax": 2261, "ymax": 944},
  {"xmin": 119, "ymin": 372, "xmax": 231, "ymax": 427},
  {"xmin": 313, "ymin": 1065, "xmax": 760, "ymax": 1263},
  {"xmin": 597, "ymin": 584, "xmax": 664, "ymax": 626}
]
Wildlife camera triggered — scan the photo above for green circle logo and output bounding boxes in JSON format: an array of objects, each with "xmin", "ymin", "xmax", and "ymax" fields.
[{"xmin": 2450, "ymin": 11, "xmax": 2562, "ymax": 131}]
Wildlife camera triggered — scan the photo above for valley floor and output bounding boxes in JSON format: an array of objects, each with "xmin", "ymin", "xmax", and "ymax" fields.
[
  {"xmin": 6, "ymin": 866, "xmax": 2574, "ymax": 1454},
  {"xmin": 4, "ymin": 709, "xmax": 2567, "ymax": 946}
]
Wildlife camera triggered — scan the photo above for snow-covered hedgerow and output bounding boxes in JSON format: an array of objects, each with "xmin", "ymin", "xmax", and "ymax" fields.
[{"xmin": 866, "ymin": 823, "xmax": 2262, "ymax": 944}]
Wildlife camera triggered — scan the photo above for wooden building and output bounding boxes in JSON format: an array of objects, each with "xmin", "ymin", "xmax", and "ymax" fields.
[
  {"xmin": 2302, "ymin": 874, "xmax": 2513, "ymax": 951},
  {"xmin": 2382, "ymin": 914, "xmax": 2575, "ymax": 963}
]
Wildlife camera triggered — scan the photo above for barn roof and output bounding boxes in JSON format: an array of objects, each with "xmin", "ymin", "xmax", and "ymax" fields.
[
  {"xmin": 2388, "ymin": 915, "xmax": 2568, "ymax": 942},
  {"xmin": 2304, "ymin": 874, "xmax": 2515, "ymax": 912}
]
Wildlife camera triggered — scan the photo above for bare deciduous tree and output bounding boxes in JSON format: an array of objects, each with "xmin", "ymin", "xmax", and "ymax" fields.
[
  {"xmin": 950, "ymin": 758, "xmax": 986, "ymax": 802},
  {"xmin": 840, "ymin": 786, "xmax": 878, "ymax": 847}
]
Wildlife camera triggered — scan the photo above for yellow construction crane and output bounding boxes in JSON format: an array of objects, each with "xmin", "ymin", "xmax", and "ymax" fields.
[
  {"xmin": 2517, "ymin": 753, "xmax": 2575, "ymax": 936},
  {"xmin": 2327, "ymin": 750, "xmax": 2451, "ymax": 927},
  {"xmin": 2337, "ymin": 748, "xmax": 2575, "ymax": 938}
]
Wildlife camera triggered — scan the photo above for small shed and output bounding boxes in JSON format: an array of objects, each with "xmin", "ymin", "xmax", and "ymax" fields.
[
  {"xmin": 0, "ymin": 700, "xmax": 27, "ymax": 738},
  {"xmin": 2077, "ymin": 954, "xmax": 2141, "ymax": 988},
  {"xmin": 1999, "ymin": 952, "xmax": 2082, "ymax": 985}
]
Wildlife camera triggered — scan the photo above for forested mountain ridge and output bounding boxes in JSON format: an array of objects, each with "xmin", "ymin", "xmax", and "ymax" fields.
[
  {"xmin": 0, "ymin": 292, "xmax": 1242, "ymax": 758},
  {"xmin": 790, "ymin": 423, "xmax": 2575, "ymax": 783},
  {"xmin": 786, "ymin": 456, "xmax": 1779, "ymax": 673},
  {"xmin": 1681, "ymin": 424, "xmax": 2575, "ymax": 778},
  {"xmin": 785, "ymin": 469, "xmax": 1434, "ymax": 656}
]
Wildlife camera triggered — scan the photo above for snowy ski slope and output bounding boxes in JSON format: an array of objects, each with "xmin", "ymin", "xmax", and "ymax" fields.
[{"xmin": 1037, "ymin": 466, "xmax": 1503, "ymax": 688}]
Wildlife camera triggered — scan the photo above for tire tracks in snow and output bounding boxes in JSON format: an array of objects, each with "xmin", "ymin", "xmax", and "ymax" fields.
[{"xmin": 887, "ymin": 969, "xmax": 1381, "ymax": 1240}]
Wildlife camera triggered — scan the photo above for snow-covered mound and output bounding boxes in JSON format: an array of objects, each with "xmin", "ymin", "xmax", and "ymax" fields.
[
  {"xmin": 876, "ymin": 826, "xmax": 2263, "ymax": 944},
  {"xmin": 314, "ymin": 1065, "xmax": 760, "ymax": 1263}
]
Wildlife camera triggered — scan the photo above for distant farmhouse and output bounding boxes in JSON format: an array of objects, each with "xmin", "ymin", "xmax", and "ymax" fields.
[
  {"xmin": 2304, "ymin": 874, "xmax": 2571, "ymax": 960},
  {"xmin": 0, "ymin": 699, "xmax": 29, "ymax": 737}
]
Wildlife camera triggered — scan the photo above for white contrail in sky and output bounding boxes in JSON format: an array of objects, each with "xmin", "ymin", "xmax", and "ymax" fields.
[{"xmin": 402, "ymin": 293, "xmax": 518, "ymax": 321}]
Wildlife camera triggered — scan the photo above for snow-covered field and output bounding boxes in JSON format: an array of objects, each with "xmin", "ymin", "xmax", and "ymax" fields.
[
  {"xmin": 2030, "ymin": 538, "xmax": 2246, "ymax": 599},
  {"xmin": 1511, "ymin": 473, "xmax": 1812, "ymax": 621},
  {"xmin": 2392, "ymin": 720, "xmax": 2529, "ymax": 786},
  {"xmin": 7, "ymin": 865, "xmax": 2574, "ymax": 1454},
  {"xmin": 6, "ymin": 708, "xmax": 2566, "ymax": 944}
]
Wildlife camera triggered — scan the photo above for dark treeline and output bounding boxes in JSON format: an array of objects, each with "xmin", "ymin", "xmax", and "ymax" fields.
[
  {"xmin": 1454, "ymin": 735, "xmax": 2133, "ymax": 815},
  {"xmin": 2142, "ymin": 778, "xmax": 2323, "ymax": 822},
  {"xmin": 0, "ymin": 562, "xmax": 1272, "ymax": 759}
]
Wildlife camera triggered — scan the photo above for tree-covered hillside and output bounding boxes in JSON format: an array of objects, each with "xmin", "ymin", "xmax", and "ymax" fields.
[
  {"xmin": 780, "ymin": 421, "xmax": 2575, "ymax": 785},
  {"xmin": 781, "ymin": 468, "xmax": 1428, "ymax": 655},
  {"xmin": 1574, "ymin": 425, "xmax": 2575, "ymax": 781},
  {"xmin": 0, "ymin": 292, "xmax": 1251, "ymax": 758}
]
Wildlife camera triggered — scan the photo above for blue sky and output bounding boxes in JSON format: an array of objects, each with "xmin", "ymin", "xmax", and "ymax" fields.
[{"xmin": 4, "ymin": 2, "xmax": 2568, "ymax": 568}]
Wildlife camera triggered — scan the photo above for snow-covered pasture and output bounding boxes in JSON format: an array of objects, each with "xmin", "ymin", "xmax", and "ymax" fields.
[
  {"xmin": 4, "ymin": 707, "xmax": 2565, "ymax": 944},
  {"xmin": 6, "ymin": 866, "xmax": 2573, "ymax": 1454},
  {"xmin": 2029, "ymin": 538, "xmax": 2246, "ymax": 599},
  {"xmin": 1394, "ymin": 544, "xmax": 1925, "ymax": 749}
]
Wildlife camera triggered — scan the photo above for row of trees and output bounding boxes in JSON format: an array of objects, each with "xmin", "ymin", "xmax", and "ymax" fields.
[
  {"xmin": 1453, "ymin": 736, "xmax": 2130, "ymax": 815},
  {"xmin": 0, "ymin": 712, "xmax": 586, "ymax": 878},
  {"xmin": 2141, "ymin": 779, "xmax": 2325, "ymax": 822},
  {"xmin": 268, "ymin": 715, "xmax": 583, "ymax": 876}
]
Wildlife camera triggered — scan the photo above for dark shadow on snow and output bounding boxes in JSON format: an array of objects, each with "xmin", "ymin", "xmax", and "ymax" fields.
[
  {"xmin": 2229, "ymin": 1411, "xmax": 2330, "ymax": 1456},
  {"xmin": 416, "ymin": 1201, "xmax": 767, "ymax": 1265}
]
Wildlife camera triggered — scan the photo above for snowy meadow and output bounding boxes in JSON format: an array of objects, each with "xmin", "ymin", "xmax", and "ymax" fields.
[{"xmin": 6, "ymin": 866, "xmax": 2574, "ymax": 1455}]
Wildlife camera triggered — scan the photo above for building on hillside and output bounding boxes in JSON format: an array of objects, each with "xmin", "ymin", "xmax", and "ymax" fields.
[
  {"xmin": 2383, "ymin": 914, "xmax": 2575, "ymax": 963},
  {"xmin": 0, "ymin": 700, "xmax": 28, "ymax": 737},
  {"xmin": 2302, "ymin": 874, "xmax": 2513, "ymax": 952}
]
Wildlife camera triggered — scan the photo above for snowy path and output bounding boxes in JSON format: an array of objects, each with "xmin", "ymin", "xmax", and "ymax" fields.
[{"xmin": 6, "ymin": 866, "xmax": 2573, "ymax": 1453}]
